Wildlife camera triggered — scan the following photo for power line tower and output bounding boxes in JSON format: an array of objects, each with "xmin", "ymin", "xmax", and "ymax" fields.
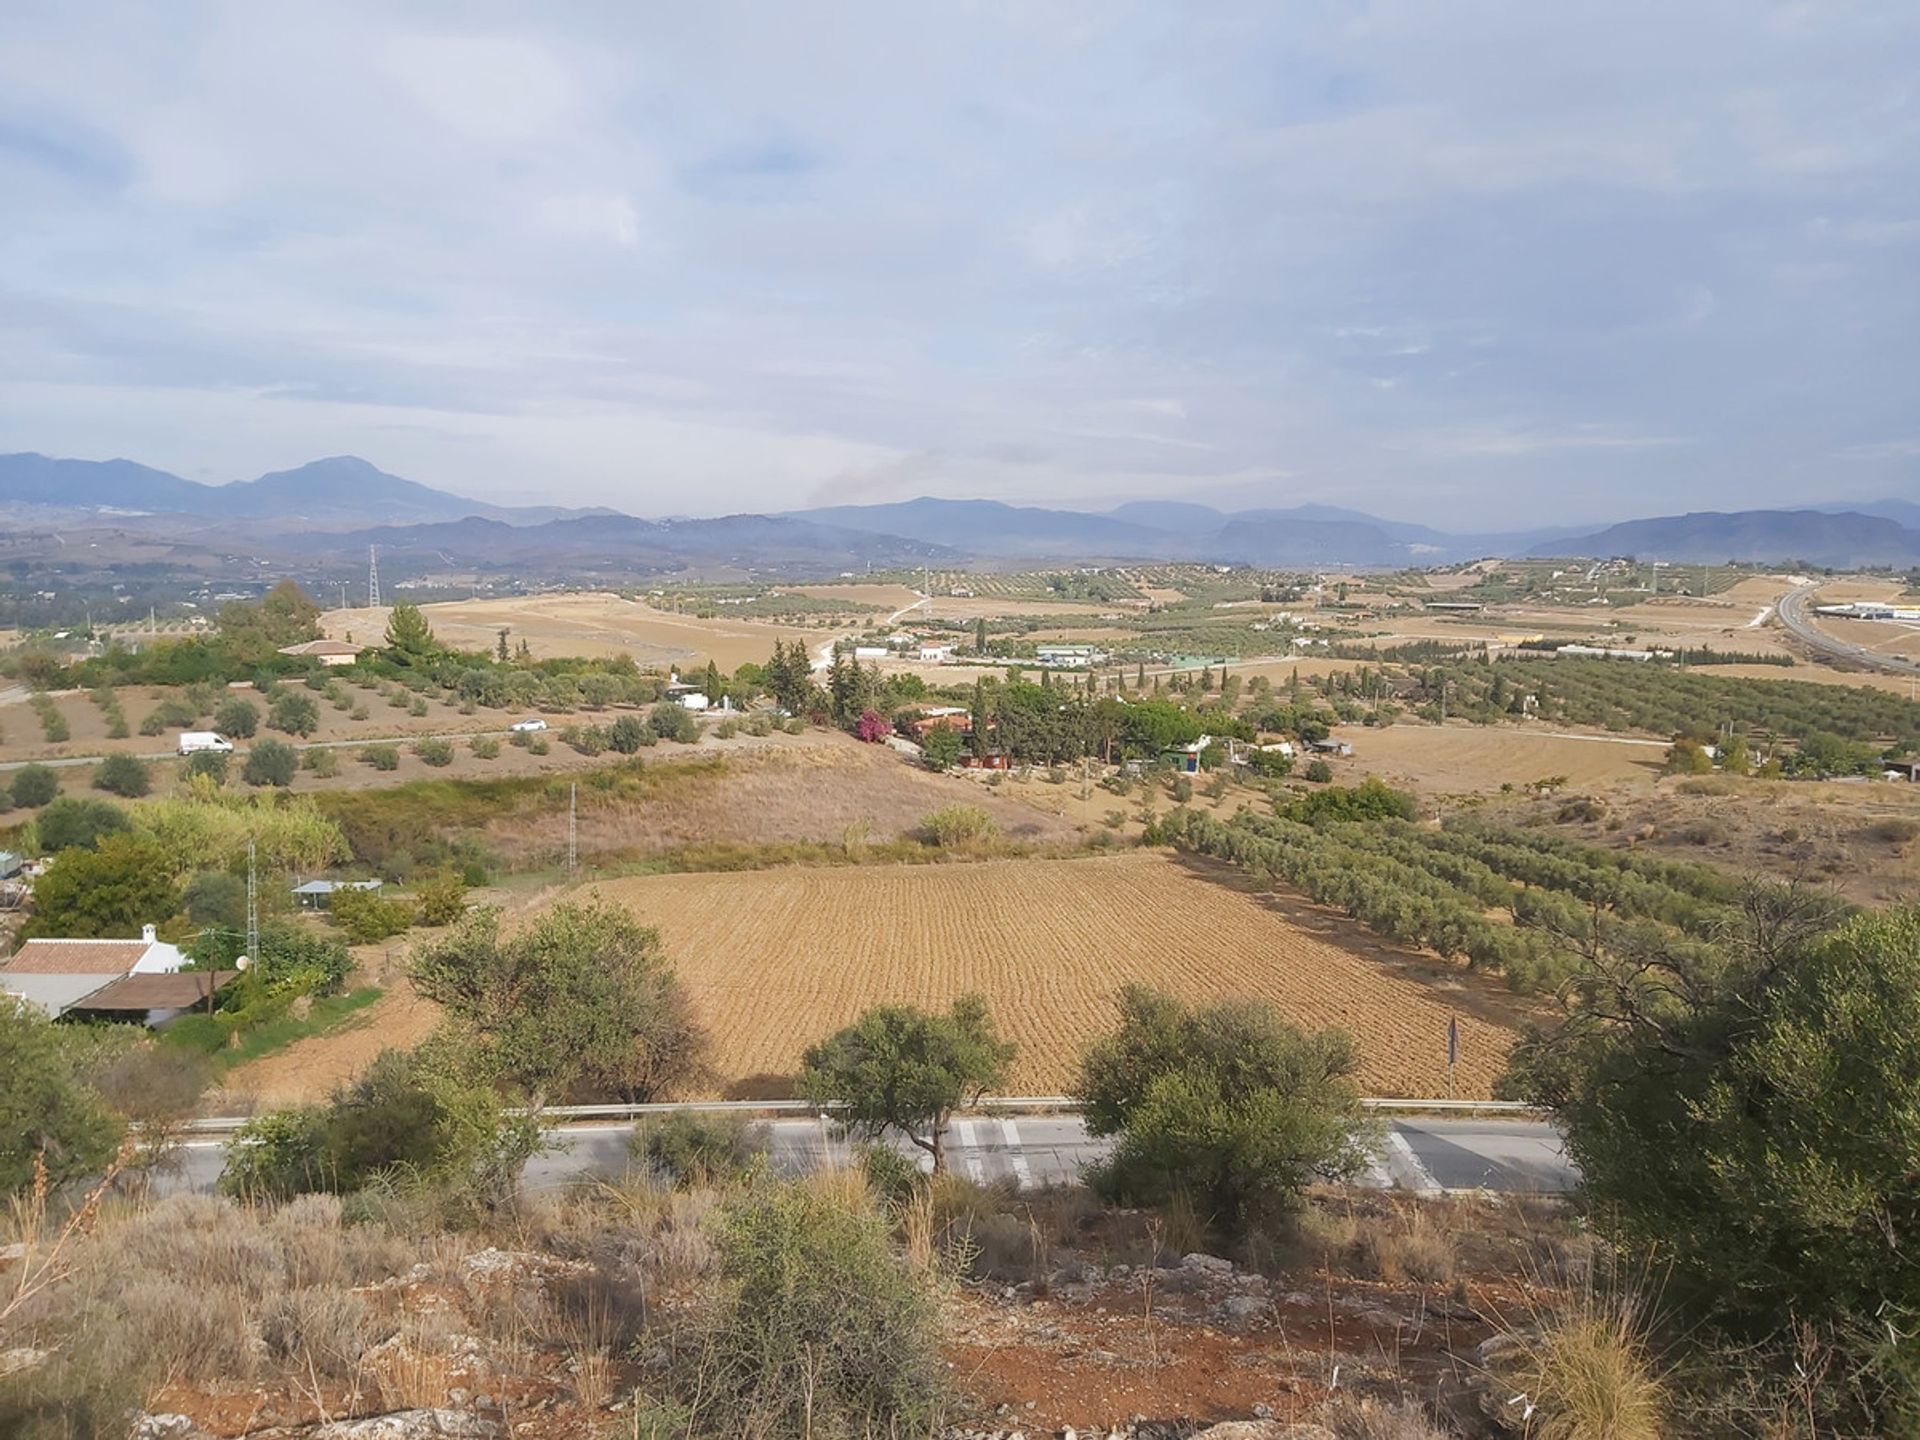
[
  {"xmin": 367, "ymin": 544, "xmax": 382, "ymax": 608},
  {"xmin": 245, "ymin": 839, "xmax": 260, "ymax": 965},
  {"xmin": 567, "ymin": 783, "xmax": 578, "ymax": 875}
]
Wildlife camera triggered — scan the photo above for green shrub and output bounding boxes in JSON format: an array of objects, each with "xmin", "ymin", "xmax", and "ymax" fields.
[
  {"xmin": 37, "ymin": 796, "xmax": 131, "ymax": 852},
  {"xmin": 528, "ymin": 735, "xmax": 550, "ymax": 756},
  {"xmin": 10, "ymin": 763, "xmax": 59, "ymax": 807},
  {"xmin": 360, "ymin": 744, "xmax": 400, "ymax": 771},
  {"xmin": 244, "ymin": 739, "xmax": 299, "ymax": 787},
  {"xmin": 1304, "ymin": 758, "xmax": 1334, "ymax": 783},
  {"xmin": 411, "ymin": 900, "xmax": 704, "ymax": 1103},
  {"xmin": 218, "ymin": 1050, "xmax": 538, "ymax": 1211},
  {"xmin": 214, "ymin": 696, "xmax": 259, "ymax": 738},
  {"xmin": 327, "ymin": 885, "xmax": 414, "ymax": 944},
  {"xmin": 409, "ymin": 868, "xmax": 468, "ymax": 927},
  {"xmin": 408, "ymin": 698, "xmax": 429, "ymax": 718},
  {"xmin": 269, "ymin": 692, "xmax": 320, "ymax": 737},
  {"xmin": 632, "ymin": 1111, "xmax": 768, "ymax": 1186},
  {"xmin": 649, "ymin": 702, "xmax": 699, "ymax": 743},
  {"xmin": 469, "ymin": 736, "xmax": 501, "ymax": 760},
  {"xmin": 413, "ymin": 738, "xmax": 454, "ymax": 767},
  {"xmin": 609, "ymin": 713, "xmax": 648, "ymax": 754},
  {"xmin": 698, "ymin": 1178, "xmax": 944, "ymax": 1437},
  {"xmin": 1509, "ymin": 904, "xmax": 1920, "ymax": 1430},
  {"xmin": 301, "ymin": 747, "xmax": 339, "ymax": 778},
  {"xmin": 91, "ymin": 753, "xmax": 150, "ymax": 798},
  {"xmin": 140, "ymin": 697, "xmax": 199, "ymax": 736},
  {"xmin": 921, "ymin": 804, "xmax": 995, "ymax": 848},
  {"xmin": 0, "ymin": 1001, "xmax": 123, "ymax": 1197},
  {"xmin": 183, "ymin": 749, "xmax": 229, "ymax": 786},
  {"xmin": 1078, "ymin": 985, "xmax": 1372, "ymax": 1239},
  {"xmin": 31, "ymin": 693, "xmax": 69, "ymax": 743}
]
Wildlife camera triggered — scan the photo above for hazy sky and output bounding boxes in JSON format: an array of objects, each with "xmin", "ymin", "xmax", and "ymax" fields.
[{"xmin": 3, "ymin": 2, "xmax": 1918, "ymax": 527}]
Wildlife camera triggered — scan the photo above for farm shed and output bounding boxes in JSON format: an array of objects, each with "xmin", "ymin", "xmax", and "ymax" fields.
[
  {"xmin": 1308, "ymin": 738, "xmax": 1354, "ymax": 757},
  {"xmin": 1162, "ymin": 735, "xmax": 1215, "ymax": 774},
  {"xmin": 292, "ymin": 878, "xmax": 384, "ymax": 910}
]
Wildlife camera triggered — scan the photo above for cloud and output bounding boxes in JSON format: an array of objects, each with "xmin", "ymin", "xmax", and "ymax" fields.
[{"xmin": 0, "ymin": 1, "xmax": 1917, "ymax": 528}]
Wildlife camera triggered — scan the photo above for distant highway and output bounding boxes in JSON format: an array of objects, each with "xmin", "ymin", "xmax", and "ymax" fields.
[
  {"xmin": 165, "ymin": 1111, "xmax": 1575, "ymax": 1200},
  {"xmin": 1777, "ymin": 583, "xmax": 1920, "ymax": 678}
]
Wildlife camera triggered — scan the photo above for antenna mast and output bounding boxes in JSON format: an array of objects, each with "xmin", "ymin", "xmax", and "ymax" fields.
[
  {"xmin": 367, "ymin": 545, "xmax": 381, "ymax": 608},
  {"xmin": 567, "ymin": 783, "xmax": 578, "ymax": 875},
  {"xmin": 245, "ymin": 839, "xmax": 260, "ymax": 964}
]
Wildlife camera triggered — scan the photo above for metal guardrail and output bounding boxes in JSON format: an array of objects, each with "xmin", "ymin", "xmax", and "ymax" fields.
[{"xmin": 183, "ymin": 1095, "xmax": 1534, "ymax": 1136}]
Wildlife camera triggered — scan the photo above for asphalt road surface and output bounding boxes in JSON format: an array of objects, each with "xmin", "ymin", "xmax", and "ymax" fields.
[
  {"xmin": 166, "ymin": 1113, "xmax": 1574, "ymax": 1199},
  {"xmin": 1777, "ymin": 583, "xmax": 1920, "ymax": 678}
]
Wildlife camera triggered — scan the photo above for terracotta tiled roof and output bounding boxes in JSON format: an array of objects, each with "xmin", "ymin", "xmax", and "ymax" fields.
[{"xmin": 0, "ymin": 938, "xmax": 152, "ymax": 976}]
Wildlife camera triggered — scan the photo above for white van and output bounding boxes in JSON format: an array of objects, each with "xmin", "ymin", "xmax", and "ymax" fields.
[{"xmin": 177, "ymin": 731, "xmax": 235, "ymax": 755}]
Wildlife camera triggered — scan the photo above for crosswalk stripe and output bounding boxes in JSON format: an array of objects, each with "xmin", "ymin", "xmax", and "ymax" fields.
[
  {"xmin": 953, "ymin": 1118, "xmax": 986, "ymax": 1183},
  {"xmin": 999, "ymin": 1118, "xmax": 1034, "ymax": 1189}
]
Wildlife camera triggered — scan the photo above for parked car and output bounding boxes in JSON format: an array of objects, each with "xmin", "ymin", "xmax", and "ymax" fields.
[{"xmin": 509, "ymin": 717, "xmax": 548, "ymax": 733}]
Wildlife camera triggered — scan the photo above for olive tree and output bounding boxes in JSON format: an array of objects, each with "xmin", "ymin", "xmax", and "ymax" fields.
[
  {"xmin": 1076, "ymin": 985, "xmax": 1372, "ymax": 1237},
  {"xmin": 1507, "ymin": 896, "xmax": 1920, "ymax": 1429},
  {"xmin": 798, "ymin": 995, "xmax": 1014, "ymax": 1174},
  {"xmin": 411, "ymin": 900, "xmax": 705, "ymax": 1102}
]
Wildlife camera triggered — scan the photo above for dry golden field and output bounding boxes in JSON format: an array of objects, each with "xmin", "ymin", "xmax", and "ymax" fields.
[
  {"xmin": 1329, "ymin": 722, "xmax": 1668, "ymax": 794},
  {"xmin": 589, "ymin": 851, "xmax": 1512, "ymax": 1098},
  {"xmin": 324, "ymin": 594, "xmax": 821, "ymax": 669}
]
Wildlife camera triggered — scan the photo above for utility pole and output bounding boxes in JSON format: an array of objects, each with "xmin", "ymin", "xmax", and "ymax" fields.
[
  {"xmin": 367, "ymin": 545, "xmax": 381, "ymax": 609},
  {"xmin": 245, "ymin": 839, "xmax": 260, "ymax": 969},
  {"xmin": 567, "ymin": 783, "xmax": 578, "ymax": 875}
]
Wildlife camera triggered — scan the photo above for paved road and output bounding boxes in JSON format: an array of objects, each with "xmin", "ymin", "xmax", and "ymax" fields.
[
  {"xmin": 1778, "ymin": 582, "xmax": 1920, "ymax": 678},
  {"xmin": 166, "ymin": 1113, "xmax": 1574, "ymax": 1199}
]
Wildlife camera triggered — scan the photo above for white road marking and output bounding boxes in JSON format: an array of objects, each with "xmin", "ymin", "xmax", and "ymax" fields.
[
  {"xmin": 999, "ymin": 1118, "xmax": 1034, "ymax": 1189},
  {"xmin": 1385, "ymin": 1130, "xmax": 1443, "ymax": 1197},
  {"xmin": 953, "ymin": 1118, "xmax": 986, "ymax": 1184}
]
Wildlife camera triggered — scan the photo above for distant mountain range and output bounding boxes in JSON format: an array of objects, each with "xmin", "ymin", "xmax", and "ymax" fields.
[
  {"xmin": 0, "ymin": 453, "xmax": 604, "ymax": 528},
  {"xmin": 791, "ymin": 496, "xmax": 1592, "ymax": 566},
  {"xmin": 1, "ymin": 450, "xmax": 1915, "ymax": 573},
  {"xmin": 1542, "ymin": 509, "xmax": 1920, "ymax": 568}
]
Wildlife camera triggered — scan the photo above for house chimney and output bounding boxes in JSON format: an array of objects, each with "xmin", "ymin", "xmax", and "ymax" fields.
[{"xmin": 141, "ymin": 923, "xmax": 157, "ymax": 944}]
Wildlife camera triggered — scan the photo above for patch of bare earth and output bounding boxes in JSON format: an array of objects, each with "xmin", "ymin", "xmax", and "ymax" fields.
[
  {"xmin": 217, "ymin": 971, "xmax": 440, "ymax": 1109},
  {"xmin": 493, "ymin": 733, "xmax": 1081, "ymax": 865}
]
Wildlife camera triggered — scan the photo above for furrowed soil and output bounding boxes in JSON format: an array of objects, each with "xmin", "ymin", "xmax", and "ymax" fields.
[
  {"xmin": 323, "ymin": 594, "xmax": 821, "ymax": 669},
  {"xmin": 587, "ymin": 850, "xmax": 1512, "ymax": 1098},
  {"xmin": 1325, "ymin": 721, "xmax": 1668, "ymax": 794}
]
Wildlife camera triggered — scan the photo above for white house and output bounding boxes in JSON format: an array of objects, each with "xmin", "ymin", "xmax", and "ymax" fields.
[
  {"xmin": 0, "ymin": 925, "xmax": 229, "ymax": 1025},
  {"xmin": 852, "ymin": 645, "xmax": 889, "ymax": 661},
  {"xmin": 917, "ymin": 642, "xmax": 957, "ymax": 663},
  {"xmin": 1035, "ymin": 643, "xmax": 1105, "ymax": 668},
  {"xmin": 277, "ymin": 639, "xmax": 365, "ymax": 666}
]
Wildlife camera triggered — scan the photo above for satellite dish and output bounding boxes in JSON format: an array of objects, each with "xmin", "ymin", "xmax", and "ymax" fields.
[{"xmin": 235, "ymin": 955, "xmax": 251, "ymax": 972}]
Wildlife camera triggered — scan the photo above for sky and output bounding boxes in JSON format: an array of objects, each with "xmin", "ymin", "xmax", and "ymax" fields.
[{"xmin": 2, "ymin": 2, "xmax": 1918, "ymax": 529}]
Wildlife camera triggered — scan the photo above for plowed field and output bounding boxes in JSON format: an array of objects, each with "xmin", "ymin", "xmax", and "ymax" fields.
[{"xmin": 589, "ymin": 851, "xmax": 1511, "ymax": 1098}]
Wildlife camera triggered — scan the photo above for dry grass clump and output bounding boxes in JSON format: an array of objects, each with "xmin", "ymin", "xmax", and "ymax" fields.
[
  {"xmin": 1345, "ymin": 1205, "xmax": 1457, "ymax": 1286},
  {"xmin": 366, "ymin": 1323, "xmax": 455, "ymax": 1411},
  {"xmin": 0, "ymin": 1192, "xmax": 419, "ymax": 1434},
  {"xmin": 1319, "ymin": 1394, "xmax": 1453, "ymax": 1439},
  {"xmin": 1490, "ymin": 1288, "xmax": 1670, "ymax": 1440}
]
